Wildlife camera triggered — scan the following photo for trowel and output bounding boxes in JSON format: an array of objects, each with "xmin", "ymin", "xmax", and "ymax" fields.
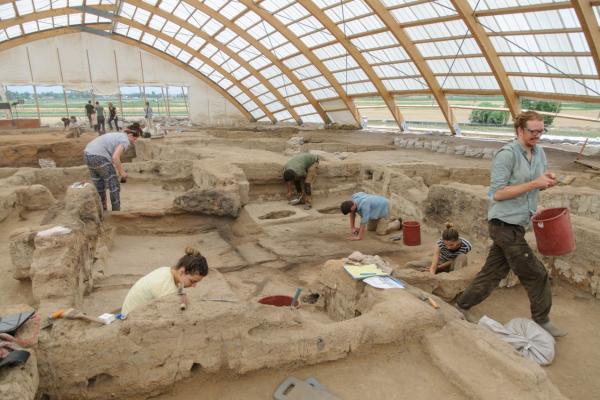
[{"xmin": 405, "ymin": 287, "xmax": 439, "ymax": 309}]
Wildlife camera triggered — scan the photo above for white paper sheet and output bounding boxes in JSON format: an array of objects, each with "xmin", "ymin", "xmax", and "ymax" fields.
[{"xmin": 363, "ymin": 276, "xmax": 405, "ymax": 289}]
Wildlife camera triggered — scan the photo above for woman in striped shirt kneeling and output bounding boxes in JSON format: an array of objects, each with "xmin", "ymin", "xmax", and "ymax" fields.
[{"xmin": 405, "ymin": 222, "xmax": 472, "ymax": 275}]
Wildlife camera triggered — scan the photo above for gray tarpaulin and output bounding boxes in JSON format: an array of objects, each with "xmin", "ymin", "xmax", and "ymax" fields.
[{"xmin": 478, "ymin": 315, "xmax": 555, "ymax": 366}]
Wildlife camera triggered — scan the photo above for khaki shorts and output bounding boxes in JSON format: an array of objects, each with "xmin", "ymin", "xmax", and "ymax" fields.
[
  {"xmin": 305, "ymin": 162, "xmax": 318, "ymax": 185},
  {"xmin": 366, "ymin": 217, "xmax": 401, "ymax": 236},
  {"xmin": 366, "ymin": 218, "xmax": 389, "ymax": 235}
]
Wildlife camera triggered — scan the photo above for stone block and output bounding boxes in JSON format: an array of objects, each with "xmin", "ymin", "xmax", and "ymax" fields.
[
  {"xmin": 482, "ymin": 147, "xmax": 497, "ymax": 160},
  {"xmin": 15, "ymin": 184, "xmax": 56, "ymax": 211},
  {"xmin": 540, "ymin": 186, "xmax": 600, "ymax": 221},
  {"xmin": 0, "ymin": 188, "xmax": 18, "ymax": 223},
  {"xmin": 30, "ymin": 229, "xmax": 91, "ymax": 308},
  {"xmin": 173, "ymin": 189, "xmax": 241, "ymax": 217},
  {"xmin": 454, "ymin": 145, "xmax": 466, "ymax": 155},
  {"xmin": 465, "ymin": 146, "xmax": 484, "ymax": 158},
  {"xmin": 9, "ymin": 228, "xmax": 37, "ymax": 280}
]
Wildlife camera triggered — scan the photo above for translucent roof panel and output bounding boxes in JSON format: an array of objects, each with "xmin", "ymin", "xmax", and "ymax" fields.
[
  {"xmin": 390, "ymin": 1, "xmax": 458, "ymax": 24},
  {"xmin": 510, "ymin": 76, "xmax": 600, "ymax": 96},
  {"xmin": 490, "ymin": 33, "xmax": 589, "ymax": 53},
  {"xmin": 383, "ymin": 77, "xmax": 429, "ymax": 91},
  {"xmin": 405, "ymin": 20, "xmax": 469, "ymax": 41},
  {"xmin": 479, "ymin": 9, "xmax": 580, "ymax": 33},
  {"xmin": 274, "ymin": 111, "xmax": 293, "ymax": 122},
  {"xmin": 311, "ymin": 87, "xmax": 338, "ymax": 100}
]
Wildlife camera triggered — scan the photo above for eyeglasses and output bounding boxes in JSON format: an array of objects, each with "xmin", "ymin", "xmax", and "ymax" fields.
[{"xmin": 524, "ymin": 127, "xmax": 547, "ymax": 136}]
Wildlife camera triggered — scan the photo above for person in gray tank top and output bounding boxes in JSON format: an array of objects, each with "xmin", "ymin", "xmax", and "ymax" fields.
[{"xmin": 83, "ymin": 123, "xmax": 141, "ymax": 211}]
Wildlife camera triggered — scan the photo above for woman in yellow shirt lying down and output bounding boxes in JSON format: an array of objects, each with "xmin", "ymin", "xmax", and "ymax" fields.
[{"xmin": 121, "ymin": 247, "xmax": 209, "ymax": 316}]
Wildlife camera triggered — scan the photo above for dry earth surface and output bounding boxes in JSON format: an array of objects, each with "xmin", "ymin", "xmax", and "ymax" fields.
[{"xmin": 1, "ymin": 125, "xmax": 599, "ymax": 400}]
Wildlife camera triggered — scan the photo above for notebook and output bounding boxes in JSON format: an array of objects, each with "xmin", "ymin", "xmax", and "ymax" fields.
[{"xmin": 343, "ymin": 264, "xmax": 388, "ymax": 280}]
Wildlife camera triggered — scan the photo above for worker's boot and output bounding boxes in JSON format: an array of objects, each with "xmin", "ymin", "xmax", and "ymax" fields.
[
  {"xmin": 540, "ymin": 321, "xmax": 568, "ymax": 337},
  {"xmin": 289, "ymin": 195, "xmax": 302, "ymax": 205},
  {"xmin": 454, "ymin": 304, "xmax": 478, "ymax": 323},
  {"xmin": 303, "ymin": 196, "xmax": 312, "ymax": 210}
]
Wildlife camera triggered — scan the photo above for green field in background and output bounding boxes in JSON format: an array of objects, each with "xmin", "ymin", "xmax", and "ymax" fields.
[{"xmin": 11, "ymin": 97, "xmax": 188, "ymax": 119}]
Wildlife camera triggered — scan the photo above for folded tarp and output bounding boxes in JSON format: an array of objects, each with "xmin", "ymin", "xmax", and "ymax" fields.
[{"xmin": 478, "ymin": 315, "xmax": 555, "ymax": 366}]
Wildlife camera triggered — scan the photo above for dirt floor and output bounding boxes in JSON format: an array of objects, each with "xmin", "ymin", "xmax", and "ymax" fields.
[
  {"xmin": 2, "ymin": 125, "xmax": 600, "ymax": 399},
  {"xmin": 152, "ymin": 343, "xmax": 467, "ymax": 400}
]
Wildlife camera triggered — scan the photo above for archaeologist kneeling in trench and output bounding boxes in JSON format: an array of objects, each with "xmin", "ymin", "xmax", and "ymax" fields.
[
  {"xmin": 405, "ymin": 222, "xmax": 472, "ymax": 275},
  {"xmin": 283, "ymin": 152, "xmax": 319, "ymax": 210},
  {"xmin": 340, "ymin": 192, "xmax": 401, "ymax": 241},
  {"xmin": 83, "ymin": 123, "xmax": 142, "ymax": 212},
  {"xmin": 120, "ymin": 247, "xmax": 209, "ymax": 317}
]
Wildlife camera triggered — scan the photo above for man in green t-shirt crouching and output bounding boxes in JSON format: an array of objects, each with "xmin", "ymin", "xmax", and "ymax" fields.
[{"xmin": 283, "ymin": 152, "xmax": 319, "ymax": 210}]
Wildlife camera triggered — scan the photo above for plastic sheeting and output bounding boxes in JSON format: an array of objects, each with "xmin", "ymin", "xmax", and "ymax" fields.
[
  {"xmin": 0, "ymin": 32, "xmax": 245, "ymax": 123},
  {"xmin": 0, "ymin": 32, "xmax": 193, "ymax": 93},
  {"xmin": 478, "ymin": 315, "xmax": 555, "ymax": 366}
]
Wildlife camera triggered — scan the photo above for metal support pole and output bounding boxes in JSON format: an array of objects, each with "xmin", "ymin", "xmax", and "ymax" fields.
[
  {"xmin": 139, "ymin": 50, "xmax": 147, "ymax": 104},
  {"xmin": 181, "ymin": 86, "xmax": 189, "ymax": 117},
  {"xmin": 164, "ymin": 86, "xmax": 171, "ymax": 118},
  {"xmin": 25, "ymin": 47, "xmax": 41, "ymax": 120},
  {"xmin": 56, "ymin": 48, "xmax": 70, "ymax": 116},
  {"xmin": 86, "ymin": 49, "xmax": 95, "ymax": 103},
  {"xmin": 113, "ymin": 50, "xmax": 124, "ymax": 118}
]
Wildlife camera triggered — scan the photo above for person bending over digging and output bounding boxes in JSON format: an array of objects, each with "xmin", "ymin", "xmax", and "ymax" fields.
[
  {"xmin": 283, "ymin": 152, "xmax": 319, "ymax": 210},
  {"xmin": 83, "ymin": 123, "xmax": 141, "ymax": 212},
  {"xmin": 340, "ymin": 192, "xmax": 401, "ymax": 241},
  {"xmin": 405, "ymin": 222, "xmax": 472, "ymax": 275},
  {"xmin": 455, "ymin": 110, "xmax": 566, "ymax": 338},
  {"xmin": 121, "ymin": 247, "xmax": 209, "ymax": 317}
]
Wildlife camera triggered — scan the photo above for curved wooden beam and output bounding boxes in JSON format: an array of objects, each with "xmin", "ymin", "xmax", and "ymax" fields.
[
  {"xmin": 0, "ymin": 5, "xmax": 276, "ymax": 122},
  {"xmin": 364, "ymin": 0, "xmax": 458, "ymax": 135},
  {"xmin": 450, "ymin": 0, "xmax": 521, "ymax": 119},
  {"xmin": 571, "ymin": 0, "xmax": 600, "ymax": 80},
  {"xmin": 296, "ymin": 0, "xmax": 406, "ymax": 131},
  {"xmin": 188, "ymin": 0, "xmax": 330, "ymax": 124},
  {"xmin": 112, "ymin": 16, "xmax": 275, "ymax": 122},
  {"xmin": 239, "ymin": 0, "xmax": 360, "ymax": 125},
  {"xmin": 474, "ymin": 1, "xmax": 572, "ymax": 17},
  {"xmin": 0, "ymin": 4, "xmax": 114, "ymax": 29},
  {"xmin": 127, "ymin": 0, "xmax": 301, "ymax": 124},
  {"xmin": 0, "ymin": 25, "xmax": 254, "ymax": 121}
]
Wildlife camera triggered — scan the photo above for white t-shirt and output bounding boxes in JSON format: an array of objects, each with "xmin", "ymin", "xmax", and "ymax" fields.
[{"xmin": 121, "ymin": 267, "xmax": 178, "ymax": 316}]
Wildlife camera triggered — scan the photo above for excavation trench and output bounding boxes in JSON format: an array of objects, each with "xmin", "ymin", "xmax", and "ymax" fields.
[{"xmin": 2, "ymin": 127, "xmax": 600, "ymax": 400}]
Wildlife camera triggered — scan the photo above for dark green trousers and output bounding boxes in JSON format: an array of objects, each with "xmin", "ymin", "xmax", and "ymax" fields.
[{"xmin": 457, "ymin": 221, "xmax": 552, "ymax": 324}]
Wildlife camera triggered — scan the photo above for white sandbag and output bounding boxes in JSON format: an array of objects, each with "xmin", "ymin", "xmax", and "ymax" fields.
[{"xmin": 478, "ymin": 315, "xmax": 555, "ymax": 366}]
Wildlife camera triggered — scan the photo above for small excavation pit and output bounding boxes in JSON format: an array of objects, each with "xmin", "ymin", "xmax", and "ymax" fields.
[
  {"xmin": 258, "ymin": 210, "xmax": 296, "ymax": 220},
  {"xmin": 317, "ymin": 206, "xmax": 340, "ymax": 215}
]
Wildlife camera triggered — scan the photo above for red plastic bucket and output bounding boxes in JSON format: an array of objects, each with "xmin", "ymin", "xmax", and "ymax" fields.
[
  {"xmin": 532, "ymin": 207, "xmax": 575, "ymax": 256},
  {"xmin": 402, "ymin": 221, "xmax": 421, "ymax": 246},
  {"xmin": 258, "ymin": 295, "xmax": 295, "ymax": 307}
]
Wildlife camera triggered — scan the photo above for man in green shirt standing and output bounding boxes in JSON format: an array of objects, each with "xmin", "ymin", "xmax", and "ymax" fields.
[
  {"xmin": 283, "ymin": 152, "xmax": 319, "ymax": 210},
  {"xmin": 95, "ymin": 101, "xmax": 106, "ymax": 134},
  {"xmin": 456, "ymin": 111, "xmax": 566, "ymax": 337}
]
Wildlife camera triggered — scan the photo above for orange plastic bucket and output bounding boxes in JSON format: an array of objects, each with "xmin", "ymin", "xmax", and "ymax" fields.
[
  {"xmin": 532, "ymin": 208, "xmax": 575, "ymax": 256},
  {"xmin": 402, "ymin": 221, "xmax": 421, "ymax": 246}
]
